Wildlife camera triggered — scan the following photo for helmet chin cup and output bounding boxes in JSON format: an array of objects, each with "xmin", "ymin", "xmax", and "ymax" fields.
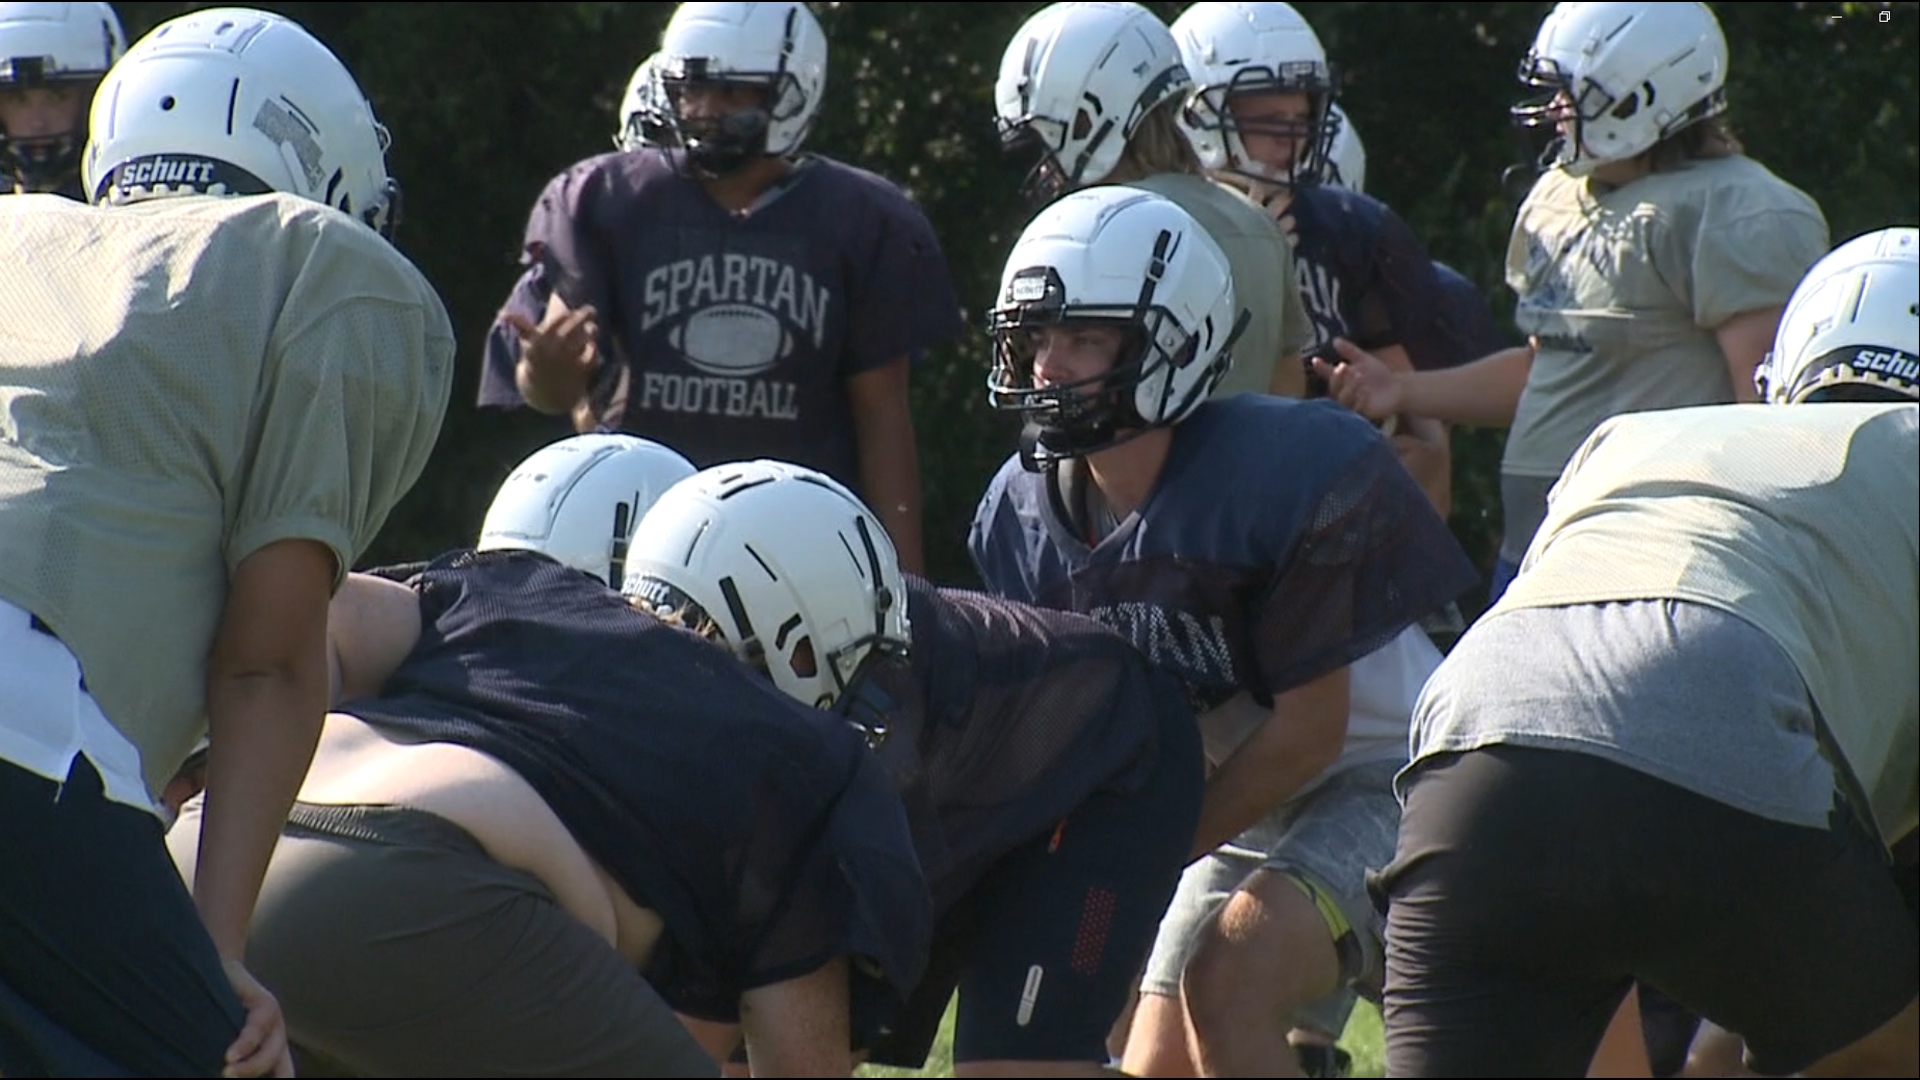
[
  {"xmin": 2, "ymin": 129, "xmax": 83, "ymax": 193},
  {"xmin": 673, "ymin": 105, "xmax": 772, "ymax": 179}
]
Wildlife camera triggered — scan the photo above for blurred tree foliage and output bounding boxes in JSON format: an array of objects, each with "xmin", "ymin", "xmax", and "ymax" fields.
[{"xmin": 114, "ymin": 2, "xmax": 1920, "ymax": 594}]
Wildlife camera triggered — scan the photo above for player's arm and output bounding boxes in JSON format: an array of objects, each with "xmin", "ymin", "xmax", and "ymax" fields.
[
  {"xmin": 1368, "ymin": 343, "xmax": 1453, "ymax": 518},
  {"xmin": 326, "ymin": 572, "xmax": 424, "ymax": 704},
  {"xmin": 195, "ymin": 539, "xmax": 337, "ymax": 1076},
  {"xmin": 1189, "ymin": 671, "xmax": 1351, "ymax": 859},
  {"xmin": 1312, "ymin": 337, "xmax": 1535, "ymax": 428},
  {"xmin": 1713, "ymin": 305, "xmax": 1782, "ymax": 403},
  {"xmin": 506, "ymin": 168, "xmax": 612, "ymax": 417},
  {"xmin": 511, "ymin": 289, "xmax": 602, "ymax": 417},
  {"xmin": 737, "ymin": 957, "xmax": 851, "ymax": 1077},
  {"xmin": 848, "ymin": 356, "xmax": 926, "ymax": 576},
  {"xmin": 197, "ymin": 539, "xmax": 335, "ymax": 959}
]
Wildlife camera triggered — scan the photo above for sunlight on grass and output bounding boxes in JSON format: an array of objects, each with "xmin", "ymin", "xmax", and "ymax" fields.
[{"xmin": 853, "ymin": 996, "xmax": 1385, "ymax": 1077}]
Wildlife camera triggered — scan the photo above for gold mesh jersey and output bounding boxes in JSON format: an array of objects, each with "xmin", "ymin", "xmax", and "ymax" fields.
[{"xmin": 0, "ymin": 192, "xmax": 454, "ymax": 799}]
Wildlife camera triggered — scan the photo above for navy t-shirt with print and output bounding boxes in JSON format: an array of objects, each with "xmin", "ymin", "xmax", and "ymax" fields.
[{"xmin": 479, "ymin": 148, "xmax": 963, "ymax": 492}]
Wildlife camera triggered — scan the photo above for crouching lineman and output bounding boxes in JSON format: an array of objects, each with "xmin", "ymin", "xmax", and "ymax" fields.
[
  {"xmin": 170, "ymin": 433, "xmax": 932, "ymax": 1077},
  {"xmin": 1373, "ymin": 226, "xmax": 1920, "ymax": 1078},
  {"xmin": 621, "ymin": 461, "xmax": 1207, "ymax": 1077}
]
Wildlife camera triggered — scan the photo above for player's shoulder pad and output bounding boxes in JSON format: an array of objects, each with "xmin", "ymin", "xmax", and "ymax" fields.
[
  {"xmin": 976, "ymin": 448, "xmax": 1050, "ymax": 522},
  {"xmin": 803, "ymin": 154, "xmax": 943, "ymax": 242},
  {"xmin": 1186, "ymin": 396, "xmax": 1393, "ymax": 500},
  {"xmin": 1431, "ymin": 259, "xmax": 1474, "ymax": 290},
  {"xmin": 1685, "ymin": 154, "xmax": 1824, "ymax": 222},
  {"xmin": 525, "ymin": 149, "xmax": 666, "ymax": 227},
  {"xmin": 1297, "ymin": 181, "xmax": 1384, "ymax": 222},
  {"xmin": 209, "ymin": 192, "xmax": 445, "ymax": 313},
  {"xmin": 807, "ymin": 154, "xmax": 927, "ymax": 211}
]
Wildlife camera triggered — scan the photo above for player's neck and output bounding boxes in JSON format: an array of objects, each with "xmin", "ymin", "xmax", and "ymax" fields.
[
  {"xmin": 1588, "ymin": 155, "xmax": 1651, "ymax": 190},
  {"xmin": 700, "ymin": 156, "xmax": 793, "ymax": 215},
  {"xmin": 1084, "ymin": 427, "xmax": 1173, "ymax": 521}
]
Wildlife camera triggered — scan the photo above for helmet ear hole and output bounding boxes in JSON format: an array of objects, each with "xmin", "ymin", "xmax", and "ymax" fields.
[{"xmin": 790, "ymin": 635, "xmax": 818, "ymax": 681}]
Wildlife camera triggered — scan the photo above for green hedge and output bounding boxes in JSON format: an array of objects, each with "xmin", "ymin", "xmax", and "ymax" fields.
[{"xmin": 112, "ymin": 2, "xmax": 1920, "ymax": 589}]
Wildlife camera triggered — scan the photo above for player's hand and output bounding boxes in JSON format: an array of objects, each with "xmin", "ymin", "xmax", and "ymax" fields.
[
  {"xmin": 1309, "ymin": 338, "xmax": 1404, "ymax": 422},
  {"xmin": 221, "ymin": 959, "xmax": 293, "ymax": 1077},
  {"xmin": 505, "ymin": 291, "xmax": 599, "ymax": 382}
]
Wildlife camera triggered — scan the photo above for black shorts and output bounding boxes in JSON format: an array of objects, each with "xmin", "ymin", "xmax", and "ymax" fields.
[
  {"xmin": 0, "ymin": 757, "xmax": 243, "ymax": 1077},
  {"xmin": 1374, "ymin": 746, "xmax": 1919, "ymax": 1078},
  {"xmin": 855, "ymin": 692, "xmax": 1204, "ymax": 1067}
]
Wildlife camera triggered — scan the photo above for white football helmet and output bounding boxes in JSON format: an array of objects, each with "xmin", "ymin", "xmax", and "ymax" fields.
[
  {"xmin": 621, "ymin": 459, "xmax": 910, "ymax": 747},
  {"xmin": 1170, "ymin": 0, "xmax": 1338, "ymax": 189},
  {"xmin": 1512, "ymin": 1, "xmax": 1728, "ymax": 177},
  {"xmin": 987, "ymin": 185, "xmax": 1245, "ymax": 468},
  {"xmin": 0, "ymin": 1, "xmax": 125, "ymax": 191},
  {"xmin": 1757, "ymin": 227, "xmax": 1920, "ymax": 405},
  {"xmin": 1326, "ymin": 101, "xmax": 1365, "ymax": 192},
  {"xmin": 615, "ymin": 52, "xmax": 674, "ymax": 151},
  {"xmin": 655, "ymin": 1, "xmax": 827, "ymax": 177},
  {"xmin": 81, "ymin": 8, "xmax": 401, "ymax": 237},
  {"xmin": 994, "ymin": 1, "xmax": 1191, "ymax": 203},
  {"xmin": 477, "ymin": 433, "xmax": 697, "ymax": 586}
]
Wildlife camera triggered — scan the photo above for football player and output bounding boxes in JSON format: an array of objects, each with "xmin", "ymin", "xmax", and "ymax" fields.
[
  {"xmin": 0, "ymin": 8, "xmax": 449, "ymax": 1076},
  {"xmin": 169, "ymin": 433, "xmax": 931, "ymax": 1078},
  {"xmin": 1375, "ymin": 227, "xmax": 1919, "ymax": 1078},
  {"xmin": 616, "ymin": 51, "xmax": 676, "ymax": 151},
  {"xmin": 481, "ymin": 0, "xmax": 962, "ymax": 574},
  {"xmin": 1171, "ymin": 0, "xmax": 1454, "ymax": 521},
  {"xmin": 1311, "ymin": 1, "xmax": 1828, "ymax": 604},
  {"xmin": 622, "ymin": 460, "xmax": 1206, "ymax": 1077},
  {"xmin": 0, "ymin": 0, "xmax": 122, "ymax": 197},
  {"xmin": 968, "ymin": 186, "xmax": 1478, "ymax": 1079},
  {"xmin": 994, "ymin": 0, "xmax": 1314, "ymax": 400}
]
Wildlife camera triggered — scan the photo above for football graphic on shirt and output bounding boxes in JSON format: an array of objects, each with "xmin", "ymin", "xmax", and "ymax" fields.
[{"xmin": 671, "ymin": 303, "xmax": 791, "ymax": 378}]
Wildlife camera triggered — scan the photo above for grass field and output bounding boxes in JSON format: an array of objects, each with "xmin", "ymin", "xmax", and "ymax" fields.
[{"xmin": 855, "ymin": 997, "xmax": 1386, "ymax": 1077}]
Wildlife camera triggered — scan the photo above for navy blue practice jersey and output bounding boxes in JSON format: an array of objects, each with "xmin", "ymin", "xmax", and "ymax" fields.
[
  {"xmin": 968, "ymin": 395, "xmax": 1479, "ymax": 714},
  {"xmin": 1423, "ymin": 259, "xmax": 1511, "ymax": 368},
  {"xmin": 1282, "ymin": 184, "xmax": 1447, "ymax": 371},
  {"xmin": 873, "ymin": 575, "xmax": 1197, "ymax": 915},
  {"xmin": 478, "ymin": 148, "xmax": 963, "ymax": 491},
  {"xmin": 339, "ymin": 548, "xmax": 931, "ymax": 1022}
]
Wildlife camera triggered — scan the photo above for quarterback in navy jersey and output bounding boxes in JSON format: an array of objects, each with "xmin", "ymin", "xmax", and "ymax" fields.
[
  {"xmin": 168, "ymin": 436, "xmax": 930, "ymax": 1077},
  {"xmin": 969, "ymin": 186, "xmax": 1477, "ymax": 1077},
  {"xmin": 483, "ymin": 1, "xmax": 961, "ymax": 573},
  {"xmin": 621, "ymin": 460, "xmax": 1207, "ymax": 1075}
]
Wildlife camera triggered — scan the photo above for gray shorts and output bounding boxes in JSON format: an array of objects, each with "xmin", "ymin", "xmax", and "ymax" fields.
[
  {"xmin": 169, "ymin": 800, "xmax": 717, "ymax": 1078},
  {"xmin": 1139, "ymin": 758, "xmax": 1401, "ymax": 1037}
]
